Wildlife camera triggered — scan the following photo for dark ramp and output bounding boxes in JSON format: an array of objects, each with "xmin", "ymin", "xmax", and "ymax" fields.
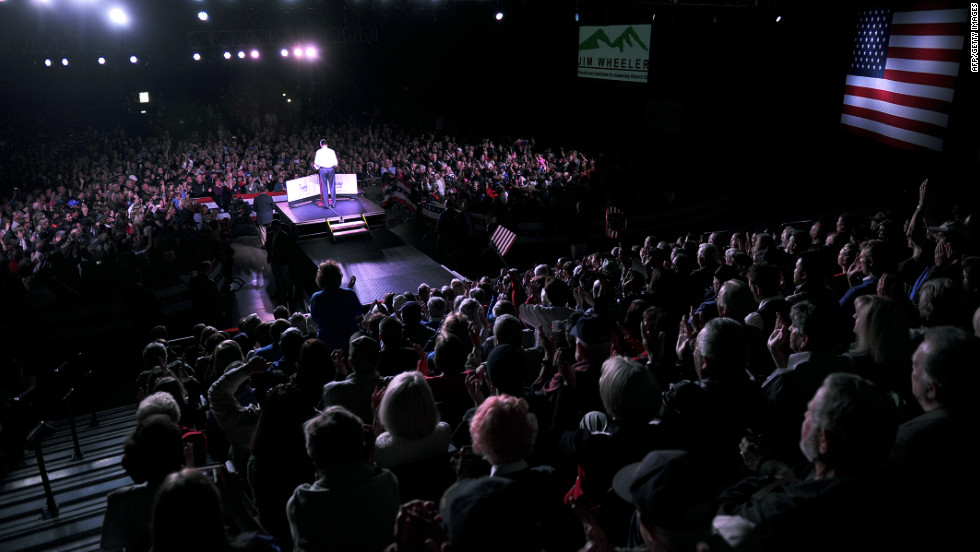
[{"xmin": 296, "ymin": 227, "xmax": 462, "ymax": 304}]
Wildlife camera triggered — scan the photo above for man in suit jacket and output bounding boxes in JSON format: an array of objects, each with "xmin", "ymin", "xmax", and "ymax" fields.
[{"xmin": 253, "ymin": 185, "xmax": 275, "ymax": 245}]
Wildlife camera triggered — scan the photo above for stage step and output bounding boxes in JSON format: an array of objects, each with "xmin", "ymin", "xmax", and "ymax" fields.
[
  {"xmin": 326, "ymin": 216, "xmax": 371, "ymax": 242},
  {"xmin": 332, "ymin": 227, "xmax": 371, "ymax": 238},
  {"xmin": 329, "ymin": 220, "xmax": 368, "ymax": 230}
]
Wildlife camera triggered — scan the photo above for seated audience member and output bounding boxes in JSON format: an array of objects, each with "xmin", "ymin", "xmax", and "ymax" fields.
[
  {"xmin": 291, "ymin": 338, "xmax": 336, "ymax": 409},
  {"xmin": 558, "ymin": 356, "xmax": 662, "ymax": 506},
  {"xmin": 599, "ymin": 450, "xmax": 716, "ymax": 552},
  {"xmin": 691, "ymin": 243, "xmax": 722, "ymax": 296},
  {"xmin": 760, "ymin": 301, "xmax": 853, "ymax": 464},
  {"xmin": 714, "ymin": 279, "xmax": 771, "ymax": 379},
  {"xmin": 482, "ymin": 313, "xmax": 542, "ymax": 382},
  {"xmin": 713, "ymin": 373, "xmax": 898, "ymax": 552},
  {"xmin": 425, "ymin": 333, "xmax": 471, "ymax": 429},
  {"xmin": 135, "ymin": 341, "xmax": 170, "ymax": 399},
  {"xmin": 909, "ymin": 220, "xmax": 972, "ymax": 303},
  {"xmin": 518, "ymin": 276, "xmax": 576, "ymax": 337},
  {"xmin": 203, "ymin": 338, "xmax": 243, "ymax": 389},
  {"xmin": 438, "ymin": 477, "xmax": 540, "ymax": 552},
  {"xmin": 786, "ymin": 251, "xmax": 836, "ymax": 306},
  {"xmin": 829, "ymin": 243, "xmax": 860, "ymax": 298},
  {"xmin": 248, "ymin": 384, "xmax": 317, "ymax": 549},
  {"xmin": 664, "ymin": 317, "xmax": 760, "ymax": 480},
  {"xmin": 744, "ymin": 263, "xmax": 788, "ymax": 339},
  {"xmin": 287, "ymin": 406, "xmax": 399, "ymax": 552},
  {"xmin": 151, "ymin": 468, "xmax": 278, "ymax": 552},
  {"xmin": 377, "ymin": 316, "xmax": 419, "ymax": 376},
  {"xmin": 399, "ymin": 300, "xmax": 436, "ymax": 347},
  {"xmin": 839, "ymin": 239, "xmax": 894, "ymax": 315},
  {"xmin": 845, "ymin": 295, "xmax": 913, "ymax": 401},
  {"xmin": 459, "ymin": 297, "xmax": 492, "ymax": 343},
  {"xmin": 247, "ymin": 318, "xmax": 290, "ymax": 362},
  {"xmin": 274, "ymin": 327, "xmax": 305, "ymax": 375},
  {"xmin": 208, "ymin": 356, "xmax": 270, "ymax": 473},
  {"xmin": 137, "ymin": 391, "xmax": 207, "ymax": 466},
  {"xmin": 915, "ymin": 277, "xmax": 966, "ymax": 329},
  {"xmin": 233, "ymin": 313, "xmax": 262, "ymax": 352},
  {"xmin": 373, "ymin": 371, "xmax": 451, "ymax": 469},
  {"xmin": 321, "ymin": 335, "xmax": 389, "ymax": 424},
  {"xmin": 470, "ymin": 394, "xmax": 582, "ymax": 551},
  {"xmin": 890, "ymin": 326, "xmax": 976, "ymax": 551},
  {"xmin": 102, "ymin": 415, "xmax": 184, "ymax": 552},
  {"xmin": 538, "ymin": 314, "xmax": 612, "ymax": 420},
  {"xmin": 425, "ymin": 296, "xmax": 448, "ymax": 331}
]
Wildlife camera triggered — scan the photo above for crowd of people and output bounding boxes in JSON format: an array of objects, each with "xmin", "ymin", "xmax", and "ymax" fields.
[
  {"xmin": 102, "ymin": 168, "xmax": 978, "ymax": 551},
  {"xmin": 0, "ymin": 117, "xmax": 600, "ymax": 323}
]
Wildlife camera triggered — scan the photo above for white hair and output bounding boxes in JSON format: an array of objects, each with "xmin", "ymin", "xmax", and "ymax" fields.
[{"xmin": 137, "ymin": 392, "xmax": 180, "ymax": 424}]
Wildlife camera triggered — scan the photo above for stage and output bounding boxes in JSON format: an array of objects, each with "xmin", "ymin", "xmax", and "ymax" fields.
[
  {"xmin": 284, "ymin": 194, "xmax": 463, "ymax": 306},
  {"xmin": 274, "ymin": 193, "xmax": 384, "ymax": 238}
]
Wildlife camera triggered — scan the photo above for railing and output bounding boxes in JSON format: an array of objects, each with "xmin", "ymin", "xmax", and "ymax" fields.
[{"xmin": 25, "ymin": 421, "xmax": 59, "ymax": 519}]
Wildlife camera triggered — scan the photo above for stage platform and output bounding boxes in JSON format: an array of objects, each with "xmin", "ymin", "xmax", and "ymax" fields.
[
  {"xmin": 295, "ymin": 226, "xmax": 463, "ymax": 306},
  {"xmin": 276, "ymin": 194, "xmax": 385, "ymax": 239}
]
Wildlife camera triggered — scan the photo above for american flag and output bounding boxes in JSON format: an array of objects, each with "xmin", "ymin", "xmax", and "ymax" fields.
[
  {"xmin": 490, "ymin": 225, "xmax": 517, "ymax": 257},
  {"xmin": 840, "ymin": 7, "xmax": 967, "ymax": 152}
]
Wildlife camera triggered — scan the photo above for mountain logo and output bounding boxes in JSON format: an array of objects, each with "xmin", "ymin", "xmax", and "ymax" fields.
[{"xmin": 579, "ymin": 26, "xmax": 649, "ymax": 52}]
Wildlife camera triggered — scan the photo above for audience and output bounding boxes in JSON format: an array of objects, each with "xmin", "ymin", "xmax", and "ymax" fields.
[
  {"xmin": 287, "ymin": 406, "xmax": 399, "ymax": 552},
  {"xmin": 49, "ymin": 117, "xmax": 974, "ymax": 552}
]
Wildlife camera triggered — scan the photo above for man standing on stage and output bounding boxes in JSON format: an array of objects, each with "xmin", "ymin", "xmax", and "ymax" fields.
[{"xmin": 314, "ymin": 139, "xmax": 339, "ymax": 208}]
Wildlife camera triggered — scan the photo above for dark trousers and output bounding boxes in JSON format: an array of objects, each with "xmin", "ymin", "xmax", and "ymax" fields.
[{"xmin": 318, "ymin": 167, "xmax": 336, "ymax": 205}]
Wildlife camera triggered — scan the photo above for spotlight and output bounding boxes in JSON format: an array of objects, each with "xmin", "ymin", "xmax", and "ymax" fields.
[
  {"xmin": 237, "ymin": 51, "xmax": 245, "ymax": 59},
  {"xmin": 280, "ymin": 48, "xmax": 289, "ymax": 57},
  {"xmin": 250, "ymin": 49, "xmax": 260, "ymax": 59},
  {"xmin": 495, "ymin": 12, "xmax": 503, "ymax": 21},
  {"xmin": 775, "ymin": 15, "xmax": 782, "ymax": 23},
  {"xmin": 192, "ymin": 53, "xmax": 201, "ymax": 61},
  {"xmin": 129, "ymin": 55, "xmax": 138, "ymax": 63},
  {"xmin": 44, "ymin": 59, "xmax": 52, "ymax": 67},
  {"xmin": 62, "ymin": 58, "xmax": 69, "ymax": 66},
  {"xmin": 282, "ymin": 93, "xmax": 287, "ymax": 97},
  {"xmin": 575, "ymin": 13, "xmax": 579, "ymax": 22},
  {"xmin": 304, "ymin": 46, "xmax": 317, "ymax": 59},
  {"xmin": 198, "ymin": 11, "xmax": 208, "ymax": 22},
  {"xmin": 223, "ymin": 51, "xmax": 232, "ymax": 60},
  {"xmin": 108, "ymin": 7, "xmax": 129, "ymax": 26},
  {"xmin": 98, "ymin": 57, "xmax": 106, "ymax": 65},
  {"xmin": 293, "ymin": 47, "xmax": 303, "ymax": 58}
]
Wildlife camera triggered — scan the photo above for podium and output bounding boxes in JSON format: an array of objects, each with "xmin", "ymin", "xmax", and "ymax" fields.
[{"xmin": 286, "ymin": 173, "xmax": 358, "ymax": 206}]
